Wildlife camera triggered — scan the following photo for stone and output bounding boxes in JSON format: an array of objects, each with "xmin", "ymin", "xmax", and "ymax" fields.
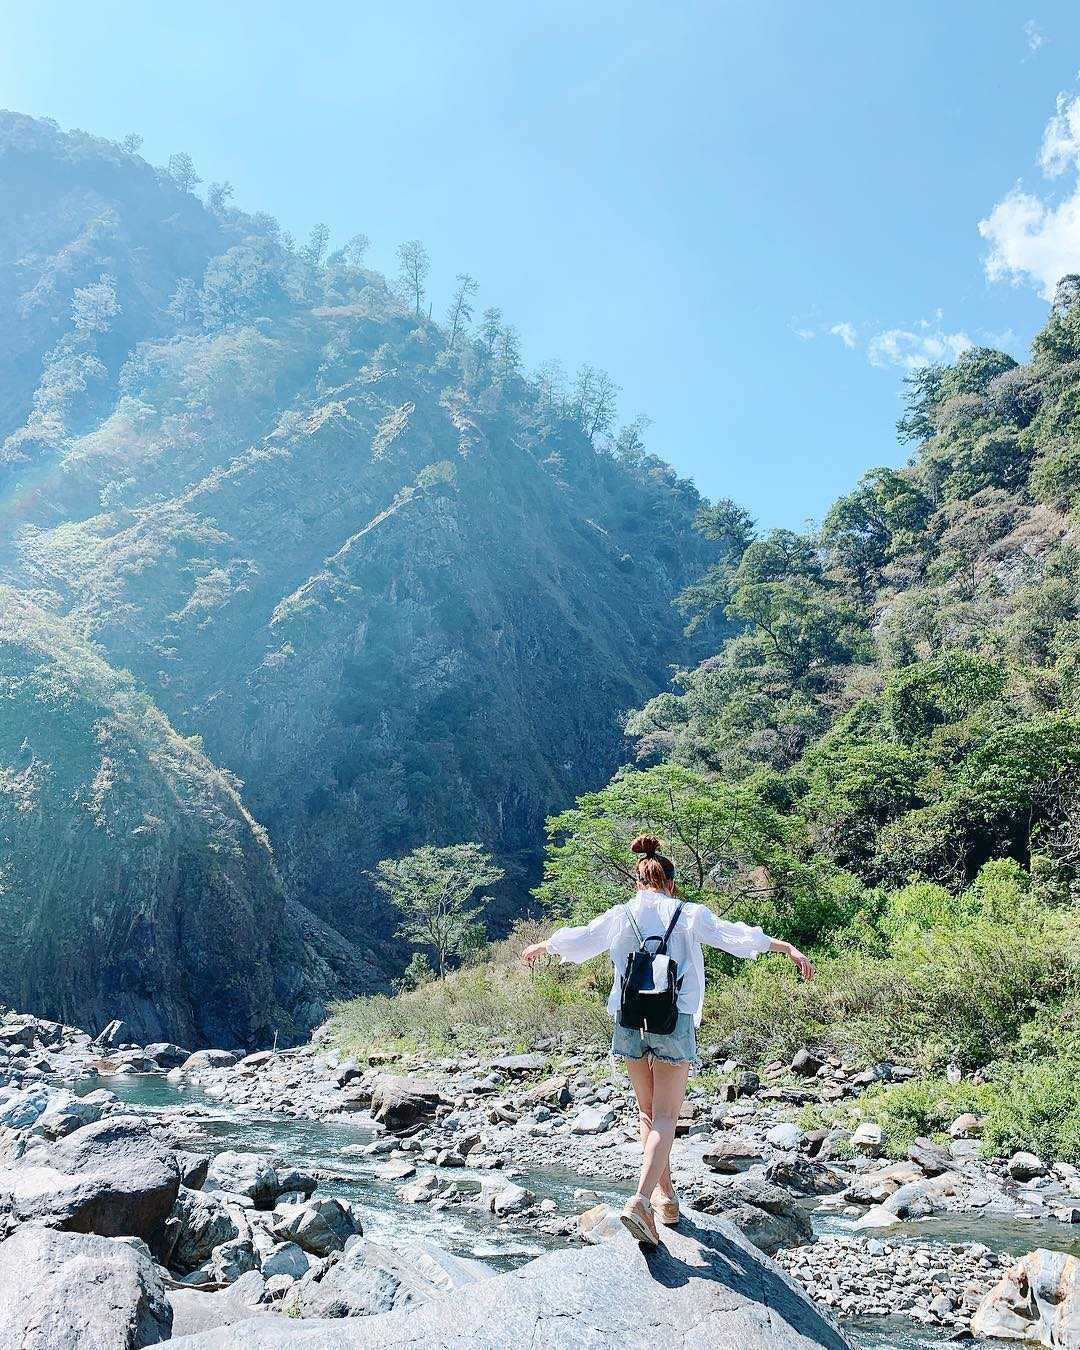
[
  {"xmin": 790, "ymin": 1048, "xmax": 823, "ymax": 1077},
  {"xmin": 271, "ymin": 1198, "xmax": 360, "ymax": 1256},
  {"xmin": 375, "ymin": 1160, "xmax": 416, "ymax": 1182},
  {"xmin": 518, "ymin": 1076, "xmax": 570, "ymax": 1107},
  {"xmin": 491, "ymin": 1183, "xmax": 532, "ymax": 1215},
  {"xmin": 851, "ymin": 1122, "xmax": 884, "ymax": 1155},
  {"xmin": 211, "ymin": 1238, "xmax": 259, "ymax": 1283},
  {"xmin": 972, "ymin": 1248, "xmax": 1080, "ymax": 1347},
  {"xmin": 907, "ymin": 1136, "xmax": 953, "ymax": 1177},
  {"xmin": 569, "ymin": 1106, "xmax": 615, "ymax": 1134},
  {"xmin": 491, "ymin": 1053, "xmax": 547, "ymax": 1074},
  {"xmin": 168, "ymin": 1207, "xmax": 853, "ymax": 1348},
  {"xmin": 766, "ymin": 1122, "xmax": 806, "ymax": 1151},
  {"xmin": 0, "ymin": 1085, "xmax": 50, "ymax": 1129},
  {"xmin": 144, "ymin": 1043, "xmax": 192, "ymax": 1069},
  {"xmin": 169, "ymin": 1187, "xmax": 243, "ymax": 1274},
  {"xmin": 93, "ymin": 1019, "xmax": 131, "ymax": 1048},
  {"xmin": 33, "ymin": 1090, "xmax": 108, "ymax": 1140},
  {"xmin": 181, "ymin": 1051, "xmax": 240, "ymax": 1072},
  {"xmin": 205, "ymin": 1153, "xmax": 280, "ymax": 1209},
  {"xmin": 169, "ymin": 1272, "xmax": 268, "ymax": 1338},
  {"xmin": 368, "ymin": 1075, "xmax": 442, "ymax": 1131},
  {"xmin": 261, "ymin": 1241, "xmax": 311, "ymax": 1281},
  {"xmin": 703, "ymin": 1137, "xmax": 762, "ymax": 1173},
  {"xmin": 0, "ymin": 1115, "xmax": 181, "ymax": 1241},
  {"xmin": 1008, "ymin": 1151, "xmax": 1049, "ymax": 1182},
  {"xmin": 293, "ymin": 1236, "xmax": 493, "ymax": 1319},
  {"xmin": 0, "ymin": 1224, "xmax": 172, "ymax": 1348},
  {"xmin": 949, "ymin": 1113, "xmax": 983, "ymax": 1139}
]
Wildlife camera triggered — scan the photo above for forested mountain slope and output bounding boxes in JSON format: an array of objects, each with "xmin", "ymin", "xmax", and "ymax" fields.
[
  {"xmin": 0, "ymin": 111, "xmax": 718, "ymax": 1029},
  {"xmin": 0, "ymin": 590, "xmax": 375, "ymax": 1045}
]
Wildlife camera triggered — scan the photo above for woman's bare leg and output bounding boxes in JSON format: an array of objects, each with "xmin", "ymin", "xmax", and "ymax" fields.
[
  {"xmin": 635, "ymin": 1058, "xmax": 689, "ymax": 1201},
  {"xmin": 625, "ymin": 1056, "xmax": 674, "ymax": 1197}
]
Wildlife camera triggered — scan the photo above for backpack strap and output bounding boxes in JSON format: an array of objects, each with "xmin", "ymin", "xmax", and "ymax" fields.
[
  {"xmin": 623, "ymin": 904, "xmax": 646, "ymax": 947},
  {"xmin": 659, "ymin": 902, "xmax": 684, "ymax": 953}
]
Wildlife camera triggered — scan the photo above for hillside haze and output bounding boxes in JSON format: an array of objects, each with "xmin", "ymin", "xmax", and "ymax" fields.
[{"xmin": 0, "ymin": 111, "xmax": 718, "ymax": 1042}]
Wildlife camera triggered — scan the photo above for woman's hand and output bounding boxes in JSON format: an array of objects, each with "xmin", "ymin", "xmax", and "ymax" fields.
[
  {"xmin": 770, "ymin": 939, "xmax": 815, "ymax": 981},
  {"xmin": 521, "ymin": 941, "xmax": 550, "ymax": 966}
]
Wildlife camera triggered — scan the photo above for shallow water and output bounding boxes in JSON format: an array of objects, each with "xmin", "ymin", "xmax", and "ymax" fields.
[{"xmin": 74, "ymin": 1073, "xmax": 1076, "ymax": 1344}]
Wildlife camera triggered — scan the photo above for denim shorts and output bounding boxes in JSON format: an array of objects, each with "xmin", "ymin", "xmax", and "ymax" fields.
[{"xmin": 612, "ymin": 1011, "xmax": 698, "ymax": 1066}]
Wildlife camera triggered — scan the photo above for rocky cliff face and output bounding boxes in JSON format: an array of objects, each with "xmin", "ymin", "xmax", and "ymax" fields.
[
  {"xmin": 0, "ymin": 111, "xmax": 718, "ymax": 1021},
  {"xmin": 0, "ymin": 590, "xmax": 377, "ymax": 1045}
]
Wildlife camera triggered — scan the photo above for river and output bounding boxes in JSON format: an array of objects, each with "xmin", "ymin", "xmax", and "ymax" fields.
[{"xmin": 74, "ymin": 1073, "xmax": 1080, "ymax": 1349}]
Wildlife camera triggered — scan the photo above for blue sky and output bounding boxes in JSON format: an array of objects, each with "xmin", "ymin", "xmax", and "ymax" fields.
[{"xmin": 4, "ymin": 1, "xmax": 1080, "ymax": 527}]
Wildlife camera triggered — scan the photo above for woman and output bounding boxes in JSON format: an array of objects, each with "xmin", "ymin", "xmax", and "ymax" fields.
[{"xmin": 521, "ymin": 834, "xmax": 814, "ymax": 1247}]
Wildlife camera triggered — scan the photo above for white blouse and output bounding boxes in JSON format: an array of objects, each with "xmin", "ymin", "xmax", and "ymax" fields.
[{"xmin": 546, "ymin": 888, "xmax": 773, "ymax": 1027}]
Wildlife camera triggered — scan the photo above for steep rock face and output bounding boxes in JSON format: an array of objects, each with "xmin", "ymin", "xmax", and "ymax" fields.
[
  {"xmin": 0, "ymin": 113, "xmax": 719, "ymax": 959},
  {"xmin": 0, "ymin": 591, "xmax": 375, "ymax": 1044}
]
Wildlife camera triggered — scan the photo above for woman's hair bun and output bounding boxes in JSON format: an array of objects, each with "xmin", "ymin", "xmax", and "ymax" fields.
[{"xmin": 630, "ymin": 834, "xmax": 662, "ymax": 858}]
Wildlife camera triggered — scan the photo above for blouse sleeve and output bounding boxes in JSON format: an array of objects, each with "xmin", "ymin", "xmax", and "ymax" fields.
[
  {"xmin": 688, "ymin": 904, "xmax": 773, "ymax": 959},
  {"xmin": 546, "ymin": 906, "xmax": 623, "ymax": 964}
]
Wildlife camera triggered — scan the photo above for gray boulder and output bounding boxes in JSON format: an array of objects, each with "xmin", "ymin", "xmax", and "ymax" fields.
[
  {"xmin": 368, "ymin": 1075, "xmax": 442, "ymax": 1130},
  {"xmin": 271, "ymin": 1198, "xmax": 360, "ymax": 1256},
  {"xmin": 972, "ymin": 1247, "xmax": 1080, "ymax": 1346},
  {"xmin": 33, "ymin": 1089, "xmax": 110, "ymax": 1139},
  {"xmin": 169, "ymin": 1208, "xmax": 852, "ymax": 1348},
  {"xmin": 292, "ymin": 1236, "xmax": 493, "ymax": 1318},
  {"xmin": 145, "ymin": 1043, "xmax": 192, "ymax": 1070},
  {"xmin": 169, "ymin": 1187, "xmax": 243, "ymax": 1273},
  {"xmin": 205, "ymin": 1153, "xmax": 279, "ymax": 1209},
  {"xmin": 170, "ymin": 1272, "xmax": 268, "ymax": 1338},
  {"xmin": 181, "ymin": 1051, "xmax": 240, "ymax": 1072},
  {"xmin": 0, "ymin": 1115, "xmax": 181, "ymax": 1242},
  {"xmin": 0, "ymin": 1224, "xmax": 172, "ymax": 1348}
]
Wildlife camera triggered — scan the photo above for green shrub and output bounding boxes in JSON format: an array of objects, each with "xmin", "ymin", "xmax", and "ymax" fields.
[
  {"xmin": 982, "ymin": 1058, "xmax": 1080, "ymax": 1165},
  {"xmin": 859, "ymin": 1077, "xmax": 990, "ymax": 1154}
]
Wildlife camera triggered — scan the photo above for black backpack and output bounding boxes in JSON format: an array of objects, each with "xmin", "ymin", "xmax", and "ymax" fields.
[{"xmin": 619, "ymin": 903, "xmax": 684, "ymax": 1035}]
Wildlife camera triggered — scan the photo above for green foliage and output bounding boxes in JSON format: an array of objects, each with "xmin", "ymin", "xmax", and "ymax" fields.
[
  {"xmin": 371, "ymin": 842, "xmax": 504, "ymax": 977},
  {"xmin": 860, "ymin": 1078, "xmax": 990, "ymax": 1153}
]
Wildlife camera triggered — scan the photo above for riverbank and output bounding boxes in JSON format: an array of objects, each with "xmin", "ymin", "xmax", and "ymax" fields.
[{"xmin": 2, "ymin": 1008, "xmax": 1079, "ymax": 1346}]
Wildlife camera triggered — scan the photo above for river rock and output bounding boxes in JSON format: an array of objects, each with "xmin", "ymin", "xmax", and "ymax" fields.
[
  {"xmin": 0, "ymin": 1115, "xmax": 181, "ymax": 1242},
  {"xmin": 703, "ymin": 1137, "xmax": 762, "ymax": 1173},
  {"xmin": 577, "ymin": 1203, "xmax": 624, "ymax": 1243},
  {"xmin": 33, "ymin": 1090, "xmax": 109, "ymax": 1140},
  {"xmin": 94, "ymin": 1019, "xmax": 132, "ymax": 1049},
  {"xmin": 0, "ymin": 1085, "xmax": 50, "ymax": 1129},
  {"xmin": 569, "ymin": 1106, "xmax": 615, "ymax": 1134},
  {"xmin": 949, "ymin": 1112, "xmax": 982, "ymax": 1138},
  {"xmin": 491, "ymin": 1183, "xmax": 532, "ymax": 1215},
  {"xmin": 518, "ymin": 1076, "xmax": 570, "ymax": 1107},
  {"xmin": 1008, "ymin": 1151, "xmax": 1049, "ymax": 1182},
  {"xmin": 851, "ymin": 1122, "xmax": 884, "ymax": 1155},
  {"xmin": 972, "ymin": 1248, "xmax": 1080, "ymax": 1346},
  {"xmin": 368, "ymin": 1075, "xmax": 441, "ymax": 1130},
  {"xmin": 168, "ymin": 1207, "xmax": 852, "ymax": 1348},
  {"xmin": 790, "ymin": 1048, "xmax": 823, "ymax": 1077},
  {"xmin": 170, "ymin": 1187, "xmax": 243, "ymax": 1273},
  {"xmin": 0, "ymin": 1224, "xmax": 172, "ymax": 1348},
  {"xmin": 907, "ymin": 1136, "xmax": 953, "ymax": 1176},
  {"xmin": 271, "ymin": 1198, "xmax": 360, "ymax": 1256},
  {"xmin": 145, "ymin": 1043, "xmax": 192, "ymax": 1070},
  {"xmin": 261, "ymin": 1241, "xmax": 312, "ymax": 1280},
  {"xmin": 766, "ymin": 1122, "xmax": 806, "ymax": 1151},
  {"xmin": 205, "ymin": 1153, "xmax": 280, "ymax": 1209},
  {"xmin": 292, "ymin": 1236, "xmax": 493, "ymax": 1319},
  {"xmin": 169, "ymin": 1272, "xmax": 269, "ymax": 1338},
  {"xmin": 182, "ymin": 1051, "xmax": 240, "ymax": 1072},
  {"xmin": 491, "ymin": 1054, "xmax": 547, "ymax": 1075}
]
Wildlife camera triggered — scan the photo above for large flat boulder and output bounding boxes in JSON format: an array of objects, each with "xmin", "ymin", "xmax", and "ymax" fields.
[
  {"xmin": 290, "ymin": 1236, "xmax": 494, "ymax": 1317},
  {"xmin": 368, "ymin": 1075, "xmax": 442, "ymax": 1130},
  {"xmin": 972, "ymin": 1248, "xmax": 1080, "ymax": 1347},
  {"xmin": 0, "ymin": 1116, "xmax": 180, "ymax": 1242},
  {"xmin": 0, "ymin": 1224, "xmax": 172, "ymax": 1348},
  {"xmin": 170, "ymin": 1208, "xmax": 852, "ymax": 1348}
]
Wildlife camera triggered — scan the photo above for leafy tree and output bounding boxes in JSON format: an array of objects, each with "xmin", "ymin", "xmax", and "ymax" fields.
[
  {"xmin": 301, "ymin": 222, "xmax": 330, "ymax": 267},
  {"xmin": 166, "ymin": 152, "xmax": 201, "ymax": 193},
  {"xmin": 120, "ymin": 133, "xmax": 143, "ymax": 155},
  {"xmin": 445, "ymin": 272, "xmax": 478, "ymax": 349},
  {"xmin": 821, "ymin": 468, "xmax": 932, "ymax": 598},
  {"xmin": 343, "ymin": 233, "xmax": 371, "ymax": 266},
  {"xmin": 71, "ymin": 274, "xmax": 120, "ymax": 334},
  {"xmin": 371, "ymin": 842, "xmax": 503, "ymax": 977},
  {"xmin": 536, "ymin": 762, "xmax": 789, "ymax": 921},
  {"xmin": 396, "ymin": 239, "xmax": 430, "ymax": 317},
  {"xmin": 572, "ymin": 365, "xmax": 619, "ymax": 441},
  {"xmin": 206, "ymin": 181, "xmax": 234, "ymax": 213}
]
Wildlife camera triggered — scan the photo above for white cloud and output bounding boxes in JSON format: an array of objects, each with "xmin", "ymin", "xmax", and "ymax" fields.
[
  {"xmin": 1039, "ymin": 90, "xmax": 1080, "ymax": 175},
  {"xmin": 980, "ymin": 90, "xmax": 1080, "ymax": 297},
  {"xmin": 829, "ymin": 321, "xmax": 857, "ymax": 348},
  {"xmin": 1024, "ymin": 19, "xmax": 1048, "ymax": 57},
  {"xmin": 867, "ymin": 325, "xmax": 973, "ymax": 371}
]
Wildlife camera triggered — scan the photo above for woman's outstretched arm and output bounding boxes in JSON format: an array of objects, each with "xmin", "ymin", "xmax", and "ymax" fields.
[
  {"xmin": 691, "ymin": 906, "xmax": 815, "ymax": 981},
  {"xmin": 522, "ymin": 905, "xmax": 621, "ymax": 966}
]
